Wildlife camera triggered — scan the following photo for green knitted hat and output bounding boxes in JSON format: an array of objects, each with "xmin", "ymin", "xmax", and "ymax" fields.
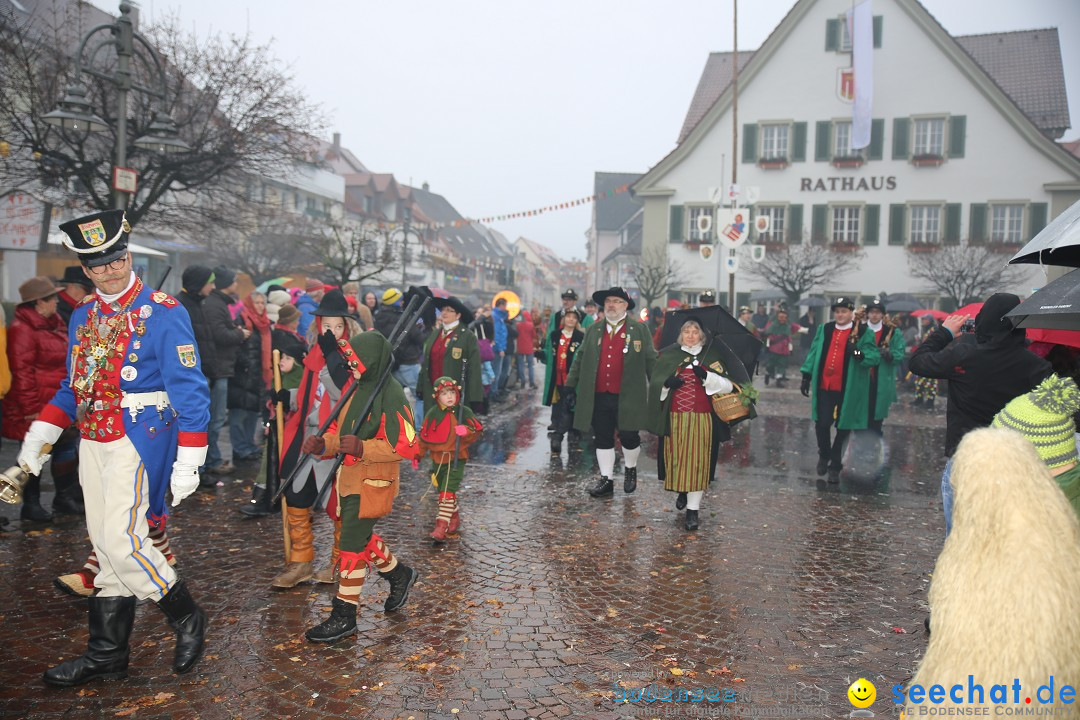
[{"xmin": 992, "ymin": 375, "xmax": 1080, "ymax": 468}]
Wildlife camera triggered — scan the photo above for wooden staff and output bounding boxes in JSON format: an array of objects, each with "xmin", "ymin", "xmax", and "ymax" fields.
[{"xmin": 273, "ymin": 349, "xmax": 290, "ymax": 563}]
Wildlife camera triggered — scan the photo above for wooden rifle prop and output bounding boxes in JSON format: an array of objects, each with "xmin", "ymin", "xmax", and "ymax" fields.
[
  {"xmin": 311, "ymin": 295, "xmax": 433, "ymax": 509},
  {"xmin": 270, "ymin": 348, "xmax": 289, "ymax": 562},
  {"xmin": 271, "ymin": 291, "xmax": 431, "ymax": 503},
  {"xmin": 156, "ymin": 265, "xmax": 172, "ymax": 290}
]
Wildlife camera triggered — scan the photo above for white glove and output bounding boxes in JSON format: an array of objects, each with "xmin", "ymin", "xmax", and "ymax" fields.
[
  {"xmin": 18, "ymin": 421, "xmax": 64, "ymax": 476},
  {"xmin": 171, "ymin": 445, "xmax": 208, "ymax": 507}
]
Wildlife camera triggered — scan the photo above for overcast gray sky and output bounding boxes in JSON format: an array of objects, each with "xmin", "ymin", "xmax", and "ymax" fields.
[{"xmin": 97, "ymin": 0, "xmax": 1080, "ymax": 261}]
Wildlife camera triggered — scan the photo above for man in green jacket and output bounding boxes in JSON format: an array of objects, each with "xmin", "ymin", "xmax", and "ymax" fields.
[
  {"xmin": 418, "ymin": 297, "xmax": 484, "ymax": 413},
  {"xmin": 566, "ymin": 287, "xmax": 657, "ymax": 497},
  {"xmin": 858, "ymin": 299, "xmax": 905, "ymax": 434},
  {"xmin": 799, "ymin": 297, "xmax": 880, "ymax": 483}
]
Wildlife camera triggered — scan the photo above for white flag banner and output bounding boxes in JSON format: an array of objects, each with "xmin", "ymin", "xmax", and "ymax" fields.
[{"xmin": 849, "ymin": 0, "xmax": 873, "ymax": 149}]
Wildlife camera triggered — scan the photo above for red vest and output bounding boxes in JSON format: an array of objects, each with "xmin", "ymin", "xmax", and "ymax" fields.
[
  {"xmin": 556, "ymin": 333, "xmax": 572, "ymax": 387},
  {"xmin": 596, "ymin": 322, "xmax": 627, "ymax": 394},
  {"xmin": 671, "ymin": 365, "xmax": 712, "ymax": 413},
  {"xmin": 820, "ymin": 325, "xmax": 852, "ymax": 392},
  {"xmin": 429, "ymin": 330, "xmax": 452, "ymax": 382}
]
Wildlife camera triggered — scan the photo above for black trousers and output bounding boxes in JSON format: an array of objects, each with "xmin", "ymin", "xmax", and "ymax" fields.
[
  {"xmin": 815, "ymin": 389, "xmax": 849, "ymax": 470},
  {"xmin": 591, "ymin": 392, "xmax": 640, "ymax": 451},
  {"xmin": 549, "ymin": 385, "xmax": 581, "ymax": 442}
]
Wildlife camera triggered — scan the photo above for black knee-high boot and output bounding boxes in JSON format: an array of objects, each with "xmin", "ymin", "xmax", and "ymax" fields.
[{"xmin": 43, "ymin": 595, "xmax": 136, "ymax": 687}]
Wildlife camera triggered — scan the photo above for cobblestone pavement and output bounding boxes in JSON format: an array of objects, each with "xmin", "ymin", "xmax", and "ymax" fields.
[{"xmin": 0, "ymin": 384, "xmax": 949, "ymax": 719}]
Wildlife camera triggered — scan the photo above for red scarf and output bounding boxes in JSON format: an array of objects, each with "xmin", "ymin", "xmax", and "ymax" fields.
[{"xmin": 240, "ymin": 295, "xmax": 273, "ymax": 386}]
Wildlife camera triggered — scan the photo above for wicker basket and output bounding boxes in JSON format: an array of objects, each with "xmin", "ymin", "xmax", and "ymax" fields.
[{"xmin": 711, "ymin": 384, "xmax": 752, "ymax": 423}]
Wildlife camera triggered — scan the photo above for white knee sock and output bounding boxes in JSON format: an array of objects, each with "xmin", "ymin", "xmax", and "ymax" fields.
[
  {"xmin": 686, "ymin": 491, "xmax": 704, "ymax": 511},
  {"xmin": 622, "ymin": 446, "xmax": 641, "ymax": 469},
  {"xmin": 596, "ymin": 448, "xmax": 616, "ymax": 477}
]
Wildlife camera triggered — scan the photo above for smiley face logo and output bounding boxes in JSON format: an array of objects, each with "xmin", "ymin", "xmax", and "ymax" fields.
[{"xmin": 848, "ymin": 678, "xmax": 877, "ymax": 708}]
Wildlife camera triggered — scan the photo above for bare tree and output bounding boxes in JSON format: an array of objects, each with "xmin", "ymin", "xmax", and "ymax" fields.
[
  {"xmin": 632, "ymin": 246, "xmax": 687, "ymax": 309},
  {"xmin": 907, "ymin": 244, "xmax": 1025, "ymax": 306},
  {"xmin": 743, "ymin": 243, "xmax": 856, "ymax": 307},
  {"xmin": 0, "ymin": 6, "xmax": 325, "ymax": 235},
  {"xmin": 301, "ymin": 219, "xmax": 401, "ymax": 287},
  {"xmin": 210, "ymin": 203, "xmax": 320, "ymax": 284}
]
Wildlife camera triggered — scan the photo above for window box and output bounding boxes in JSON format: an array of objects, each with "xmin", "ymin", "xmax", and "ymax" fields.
[
  {"xmin": 758, "ymin": 158, "xmax": 789, "ymax": 170},
  {"xmin": 829, "ymin": 241, "xmax": 862, "ymax": 252},
  {"xmin": 987, "ymin": 242, "xmax": 1023, "ymax": 254},
  {"xmin": 911, "ymin": 153, "xmax": 944, "ymax": 167},
  {"xmin": 682, "ymin": 240, "xmax": 703, "ymax": 251},
  {"xmin": 831, "ymin": 156, "xmax": 864, "ymax": 169},
  {"xmin": 761, "ymin": 241, "xmax": 789, "ymax": 251},
  {"xmin": 906, "ymin": 243, "xmax": 940, "ymax": 253}
]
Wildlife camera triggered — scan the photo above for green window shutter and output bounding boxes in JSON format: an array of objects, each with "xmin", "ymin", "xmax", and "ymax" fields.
[
  {"xmin": 825, "ymin": 18, "xmax": 840, "ymax": 51},
  {"xmin": 747, "ymin": 204, "xmax": 756, "ymax": 241},
  {"xmin": 787, "ymin": 204, "xmax": 803, "ymax": 244},
  {"xmin": 864, "ymin": 204, "xmax": 880, "ymax": 246},
  {"xmin": 792, "ymin": 122, "xmax": 808, "ymax": 162},
  {"xmin": 1029, "ymin": 202, "xmax": 1049, "ymax": 241},
  {"xmin": 944, "ymin": 203, "xmax": 962, "ymax": 244},
  {"xmin": 948, "ymin": 115, "xmax": 966, "ymax": 158},
  {"xmin": 969, "ymin": 203, "xmax": 987, "ymax": 245},
  {"xmin": 868, "ymin": 119, "xmax": 884, "ymax": 160},
  {"xmin": 892, "ymin": 117, "xmax": 910, "ymax": 160},
  {"xmin": 742, "ymin": 123, "xmax": 758, "ymax": 164},
  {"xmin": 888, "ymin": 204, "xmax": 906, "ymax": 246},
  {"xmin": 811, "ymin": 204, "xmax": 828, "ymax": 245},
  {"xmin": 669, "ymin": 204, "xmax": 684, "ymax": 243},
  {"xmin": 873, "ymin": 16, "xmax": 883, "ymax": 48},
  {"xmin": 815, "ymin": 121, "xmax": 832, "ymax": 161}
]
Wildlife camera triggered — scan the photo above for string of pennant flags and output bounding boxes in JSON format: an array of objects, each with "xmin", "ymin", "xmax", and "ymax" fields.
[{"xmin": 369, "ymin": 184, "xmax": 632, "ymax": 232}]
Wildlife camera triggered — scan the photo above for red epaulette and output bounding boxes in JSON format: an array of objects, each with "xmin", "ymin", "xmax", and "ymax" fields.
[
  {"xmin": 149, "ymin": 290, "xmax": 179, "ymax": 308},
  {"xmin": 78, "ymin": 294, "xmax": 95, "ymax": 306}
]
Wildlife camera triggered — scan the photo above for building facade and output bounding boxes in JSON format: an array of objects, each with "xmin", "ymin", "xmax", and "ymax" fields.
[{"xmin": 632, "ymin": 0, "xmax": 1080, "ymax": 307}]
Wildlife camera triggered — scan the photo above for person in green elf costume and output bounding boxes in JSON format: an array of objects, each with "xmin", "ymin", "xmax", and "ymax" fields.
[
  {"xmin": 762, "ymin": 307, "xmax": 805, "ymax": 388},
  {"xmin": 539, "ymin": 306, "xmax": 584, "ymax": 454},
  {"xmin": 413, "ymin": 376, "xmax": 483, "ymax": 543},
  {"xmin": 799, "ymin": 297, "xmax": 880, "ymax": 483},
  {"xmin": 647, "ymin": 318, "xmax": 739, "ymax": 531},
  {"xmin": 566, "ymin": 287, "xmax": 657, "ymax": 498},
  {"xmin": 854, "ymin": 298, "xmax": 906, "ymax": 434},
  {"xmin": 300, "ymin": 332, "xmax": 420, "ymax": 643},
  {"xmin": 418, "ymin": 297, "xmax": 483, "ymax": 413}
]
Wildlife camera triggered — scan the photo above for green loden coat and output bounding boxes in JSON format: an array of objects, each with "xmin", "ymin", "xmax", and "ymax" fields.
[
  {"xmin": 418, "ymin": 325, "xmax": 483, "ymax": 408},
  {"xmin": 800, "ymin": 321, "xmax": 880, "ymax": 430},
  {"xmin": 566, "ymin": 315, "xmax": 657, "ymax": 433},
  {"xmin": 863, "ymin": 323, "xmax": 906, "ymax": 420}
]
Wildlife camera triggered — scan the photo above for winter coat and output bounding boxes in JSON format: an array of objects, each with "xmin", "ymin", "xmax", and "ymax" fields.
[
  {"xmin": 418, "ymin": 324, "xmax": 483, "ymax": 407},
  {"xmin": 514, "ymin": 313, "xmax": 536, "ymax": 355},
  {"xmin": 295, "ymin": 293, "xmax": 318, "ymax": 339},
  {"xmin": 800, "ymin": 322, "xmax": 881, "ymax": 430},
  {"xmin": 178, "ymin": 290, "xmax": 217, "ymax": 380},
  {"xmin": 541, "ymin": 326, "xmax": 584, "ymax": 407},
  {"xmin": 492, "ymin": 307, "xmax": 509, "ymax": 353},
  {"xmin": 373, "ymin": 304, "xmax": 426, "ymax": 366},
  {"xmin": 227, "ymin": 315, "xmax": 269, "ymax": 412},
  {"xmin": 565, "ymin": 316, "xmax": 657, "ymax": 433},
  {"xmin": 909, "ymin": 293, "xmax": 1051, "ymax": 457},
  {"xmin": 3, "ymin": 305, "xmax": 68, "ymax": 440},
  {"xmin": 865, "ymin": 324, "xmax": 906, "ymax": 420},
  {"xmin": 202, "ymin": 289, "xmax": 245, "ymax": 379}
]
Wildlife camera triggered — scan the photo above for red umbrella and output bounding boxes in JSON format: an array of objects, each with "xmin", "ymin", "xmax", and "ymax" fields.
[
  {"xmin": 911, "ymin": 309, "xmax": 947, "ymax": 321},
  {"xmin": 427, "ymin": 287, "xmax": 451, "ymax": 299},
  {"xmin": 1026, "ymin": 328, "xmax": 1080, "ymax": 349},
  {"xmin": 667, "ymin": 299, "xmax": 683, "ymax": 309},
  {"xmin": 955, "ymin": 302, "xmax": 984, "ymax": 317}
]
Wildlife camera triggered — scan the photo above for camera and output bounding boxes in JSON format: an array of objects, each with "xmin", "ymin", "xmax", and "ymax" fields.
[{"xmin": 961, "ymin": 318, "xmax": 977, "ymax": 334}]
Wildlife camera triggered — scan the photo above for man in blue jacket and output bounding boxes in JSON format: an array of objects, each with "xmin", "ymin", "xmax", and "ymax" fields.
[
  {"xmin": 296, "ymin": 278, "xmax": 324, "ymax": 338},
  {"xmin": 491, "ymin": 298, "xmax": 510, "ymax": 401}
]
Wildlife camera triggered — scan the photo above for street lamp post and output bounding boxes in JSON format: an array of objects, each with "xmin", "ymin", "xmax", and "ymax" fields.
[{"xmin": 42, "ymin": 1, "xmax": 189, "ymax": 210}]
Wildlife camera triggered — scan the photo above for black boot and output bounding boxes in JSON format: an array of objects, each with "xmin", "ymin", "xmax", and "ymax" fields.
[
  {"xmin": 815, "ymin": 456, "xmax": 829, "ymax": 477},
  {"xmin": 43, "ymin": 595, "xmax": 135, "ymax": 687},
  {"xmin": 624, "ymin": 467, "xmax": 637, "ymax": 494},
  {"xmin": 924, "ymin": 615, "xmax": 931, "ymax": 635},
  {"xmin": 305, "ymin": 597, "xmax": 357, "ymax": 643},
  {"xmin": 549, "ymin": 435, "xmax": 562, "ymax": 454},
  {"xmin": 675, "ymin": 492, "xmax": 687, "ymax": 510},
  {"xmin": 155, "ymin": 580, "xmax": 207, "ymax": 674},
  {"xmin": 379, "ymin": 563, "xmax": 418, "ymax": 613},
  {"xmin": 685, "ymin": 509, "xmax": 699, "ymax": 531},
  {"xmin": 52, "ymin": 466, "xmax": 84, "ymax": 515},
  {"xmin": 239, "ymin": 485, "xmax": 272, "ymax": 517},
  {"xmin": 20, "ymin": 474, "xmax": 52, "ymax": 522},
  {"xmin": 588, "ymin": 476, "xmax": 614, "ymax": 497}
]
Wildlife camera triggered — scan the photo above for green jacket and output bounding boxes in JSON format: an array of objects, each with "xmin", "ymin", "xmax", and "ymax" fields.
[
  {"xmin": 800, "ymin": 322, "xmax": 880, "ymax": 430},
  {"xmin": 541, "ymin": 326, "xmax": 584, "ymax": 407},
  {"xmin": 646, "ymin": 343, "xmax": 735, "ymax": 437},
  {"xmin": 418, "ymin": 324, "xmax": 483, "ymax": 407},
  {"xmin": 566, "ymin": 316, "xmax": 657, "ymax": 433},
  {"xmin": 865, "ymin": 324, "xmax": 905, "ymax": 420}
]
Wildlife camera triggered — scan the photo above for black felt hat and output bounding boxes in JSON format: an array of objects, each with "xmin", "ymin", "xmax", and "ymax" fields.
[
  {"xmin": 60, "ymin": 265, "xmax": 95, "ymax": 289},
  {"xmin": 57, "ymin": 209, "xmax": 131, "ymax": 267},
  {"xmin": 591, "ymin": 286, "xmax": 635, "ymax": 312},
  {"xmin": 434, "ymin": 296, "xmax": 475, "ymax": 325},
  {"xmin": 273, "ymin": 328, "xmax": 307, "ymax": 362},
  {"xmin": 313, "ymin": 288, "xmax": 350, "ymax": 317},
  {"xmin": 832, "ymin": 297, "xmax": 856, "ymax": 311},
  {"xmin": 867, "ymin": 298, "xmax": 886, "ymax": 313}
]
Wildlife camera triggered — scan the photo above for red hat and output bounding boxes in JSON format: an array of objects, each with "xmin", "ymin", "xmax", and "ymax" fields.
[{"xmin": 306, "ymin": 277, "xmax": 323, "ymax": 292}]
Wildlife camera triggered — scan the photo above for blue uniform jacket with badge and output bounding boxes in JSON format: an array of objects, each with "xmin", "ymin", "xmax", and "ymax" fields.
[{"xmin": 39, "ymin": 277, "xmax": 211, "ymax": 523}]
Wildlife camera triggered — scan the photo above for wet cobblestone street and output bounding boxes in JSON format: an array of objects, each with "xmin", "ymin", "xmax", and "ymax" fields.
[{"xmin": 0, "ymin": 385, "xmax": 948, "ymax": 719}]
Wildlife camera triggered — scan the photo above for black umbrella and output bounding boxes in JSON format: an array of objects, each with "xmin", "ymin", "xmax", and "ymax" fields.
[
  {"xmin": 1009, "ymin": 198, "xmax": 1080, "ymax": 267},
  {"xmin": 798, "ymin": 297, "xmax": 828, "ymax": 307},
  {"xmin": 886, "ymin": 299, "xmax": 923, "ymax": 312},
  {"xmin": 660, "ymin": 305, "xmax": 764, "ymax": 383},
  {"xmin": 1004, "ymin": 269, "xmax": 1080, "ymax": 330},
  {"xmin": 749, "ymin": 288, "xmax": 787, "ymax": 302}
]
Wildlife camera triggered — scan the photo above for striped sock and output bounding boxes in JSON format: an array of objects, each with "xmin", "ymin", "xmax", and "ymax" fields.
[
  {"xmin": 148, "ymin": 524, "xmax": 176, "ymax": 565},
  {"xmin": 83, "ymin": 552, "xmax": 101, "ymax": 577},
  {"xmin": 335, "ymin": 562, "xmax": 368, "ymax": 606},
  {"xmin": 437, "ymin": 492, "xmax": 456, "ymax": 525},
  {"xmin": 366, "ymin": 534, "xmax": 398, "ymax": 574}
]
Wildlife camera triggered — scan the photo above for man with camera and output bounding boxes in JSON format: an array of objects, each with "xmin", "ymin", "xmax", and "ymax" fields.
[{"xmin": 908, "ymin": 292, "xmax": 1051, "ymax": 535}]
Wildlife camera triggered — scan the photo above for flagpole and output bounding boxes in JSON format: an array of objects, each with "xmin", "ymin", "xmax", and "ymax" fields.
[{"xmin": 728, "ymin": 0, "xmax": 739, "ymax": 315}]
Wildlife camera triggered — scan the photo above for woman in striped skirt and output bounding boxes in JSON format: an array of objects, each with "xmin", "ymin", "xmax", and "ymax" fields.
[{"xmin": 648, "ymin": 319, "xmax": 735, "ymax": 531}]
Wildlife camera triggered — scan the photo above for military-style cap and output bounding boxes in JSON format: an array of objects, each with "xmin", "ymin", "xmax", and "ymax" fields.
[
  {"xmin": 738, "ymin": 305, "xmax": 752, "ymax": 314},
  {"xmin": 867, "ymin": 298, "xmax": 886, "ymax": 313},
  {"xmin": 832, "ymin": 297, "xmax": 856, "ymax": 311},
  {"xmin": 57, "ymin": 209, "xmax": 131, "ymax": 267},
  {"xmin": 699, "ymin": 290, "xmax": 717, "ymax": 304},
  {"xmin": 561, "ymin": 288, "xmax": 578, "ymax": 301}
]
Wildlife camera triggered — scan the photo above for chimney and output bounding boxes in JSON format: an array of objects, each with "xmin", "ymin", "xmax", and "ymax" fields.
[
  {"xmin": 422, "ymin": 181, "xmax": 430, "ymax": 192},
  {"xmin": 332, "ymin": 132, "xmax": 341, "ymax": 152}
]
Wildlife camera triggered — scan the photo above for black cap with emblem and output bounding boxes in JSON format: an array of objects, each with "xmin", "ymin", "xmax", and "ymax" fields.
[
  {"xmin": 699, "ymin": 290, "xmax": 716, "ymax": 305},
  {"xmin": 561, "ymin": 288, "xmax": 578, "ymax": 301},
  {"xmin": 57, "ymin": 209, "xmax": 131, "ymax": 267},
  {"xmin": 832, "ymin": 297, "xmax": 856, "ymax": 311}
]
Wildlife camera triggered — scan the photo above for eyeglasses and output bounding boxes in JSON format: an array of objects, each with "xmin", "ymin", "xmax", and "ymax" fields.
[{"xmin": 86, "ymin": 255, "xmax": 129, "ymax": 275}]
